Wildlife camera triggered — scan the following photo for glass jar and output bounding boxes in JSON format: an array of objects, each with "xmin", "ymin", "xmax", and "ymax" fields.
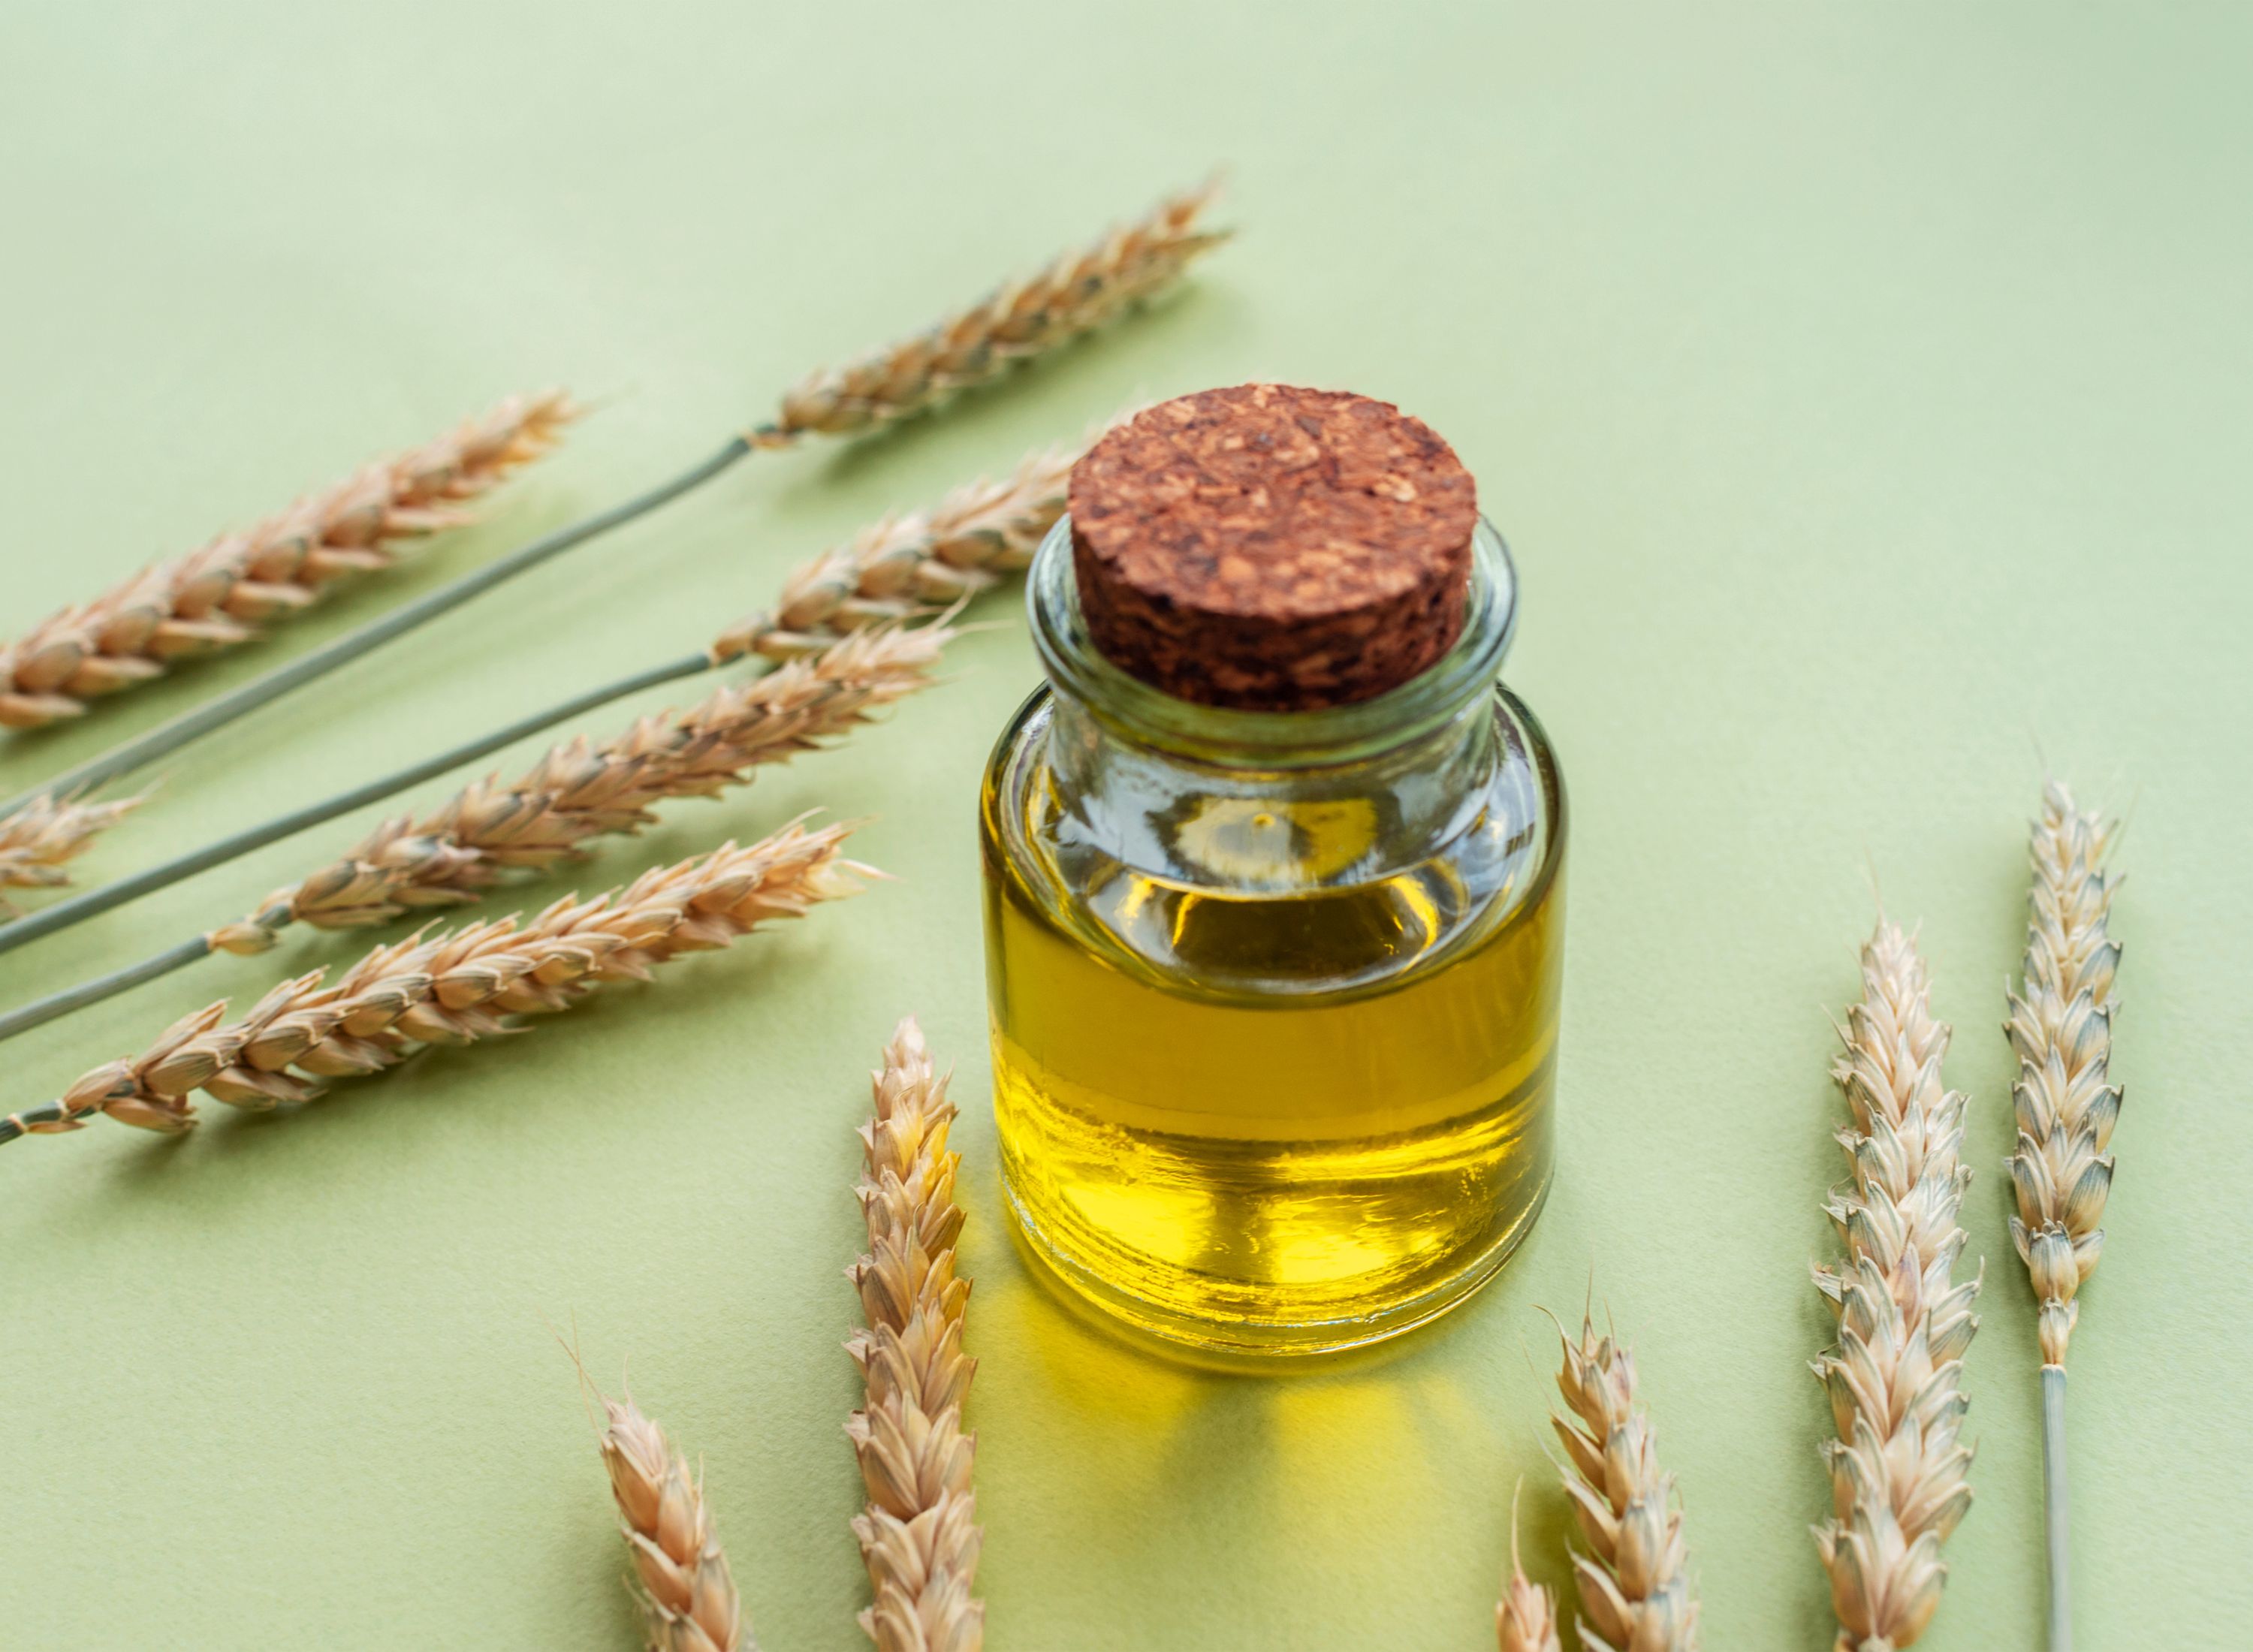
[{"xmin": 979, "ymin": 514, "xmax": 1566, "ymax": 1358}]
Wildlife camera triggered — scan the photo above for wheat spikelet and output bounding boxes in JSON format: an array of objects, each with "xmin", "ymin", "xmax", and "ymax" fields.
[
  {"xmin": 0, "ymin": 391, "xmax": 577, "ymax": 730},
  {"xmin": 1813, "ymin": 921, "xmax": 1980, "ymax": 1652},
  {"xmin": 753, "ymin": 180, "xmax": 1225, "ymax": 448},
  {"xmin": 219, "ymin": 625, "xmax": 949, "ymax": 951},
  {"xmin": 1552, "ymin": 1314, "xmax": 1700, "ymax": 1652},
  {"xmin": 0, "ymin": 793, "xmax": 140, "ymax": 915},
  {"xmin": 2004, "ymin": 782, "xmax": 2122, "ymax": 1370},
  {"xmin": 713, "ymin": 436, "xmax": 1080, "ymax": 667},
  {"xmin": 1496, "ymin": 1483, "xmax": 1563, "ymax": 1652},
  {"xmin": 597, "ymin": 1390, "xmax": 754, "ymax": 1652},
  {"xmin": 846, "ymin": 1017, "xmax": 982, "ymax": 1652},
  {"xmin": 0, "ymin": 821, "xmax": 864, "ymax": 1144}
]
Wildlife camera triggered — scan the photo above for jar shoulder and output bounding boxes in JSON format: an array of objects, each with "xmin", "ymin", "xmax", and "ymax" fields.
[{"xmin": 981, "ymin": 685, "xmax": 1565, "ymax": 999}]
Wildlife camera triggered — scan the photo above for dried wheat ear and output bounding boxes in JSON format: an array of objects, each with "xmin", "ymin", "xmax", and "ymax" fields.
[
  {"xmin": 598, "ymin": 1391, "xmax": 755, "ymax": 1652},
  {"xmin": 0, "ymin": 793, "xmax": 140, "ymax": 916},
  {"xmin": 2005, "ymin": 782, "xmax": 2122, "ymax": 1370},
  {"xmin": 1552, "ymin": 1314, "xmax": 1700, "ymax": 1652},
  {"xmin": 0, "ymin": 821, "xmax": 864, "ymax": 1144},
  {"xmin": 848, "ymin": 1017, "xmax": 982, "ymax": 1652},
  {"xmin": 221, "ymin": 623, "xmax": 952, "ymax": 951},
  {"xmin": 0, "ymin": 390, "xmax": 575, "ymax": 730},
  {"xmin": 1814, "ymin": 921, "xmax": 1979, "ymax": 1652},
  {"xmin": 756, "ymin": 179, "xmax": 1224, "ymax": 446}
]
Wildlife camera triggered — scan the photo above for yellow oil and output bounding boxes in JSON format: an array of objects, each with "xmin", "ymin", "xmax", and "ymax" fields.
[{"xmin": 982, "ymin": 698, "xmax": 1565, "ymax": 1355}]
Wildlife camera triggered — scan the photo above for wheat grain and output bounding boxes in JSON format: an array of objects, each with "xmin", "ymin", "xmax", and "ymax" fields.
[
  {"xmin": 1552, "ymin": 1313, "xmax": 1700, "ymax": 1652},
  {"xmin": 847, "ymin": 1017, "xmax": 982, "ymax": 1652},
  {"xmin": 1812, "ymin": 921, "xmax": 1980, "ymax": 1652},
  {"xmin": 2004, "ymin": 782, "xmax": 2122, "ymax": 1371},
  {"xmin": 1496, "ymin": 1482, "xmax": 1563, "ymax": 1652},
  {"xmin": 0, "ymin": 391, "xmax": 575, "ymax": 730},
  {"xmin": 219, "ymin": 625, "xmax": 949, "ymax": 951},
  {"xmin": 598, "ymin": 1390, "xmax": 754, "ymax": 1652},
  {"xmin": 0, "ymin": 793, "xmax": 140, "ymax": 915},
  {"xmin": 0, "ymin": 821, "xmax": 865, "ymax": 1144},
  {"xmin": 753, "ymin": 181, "xmax": 1226, "ymax": 448}
]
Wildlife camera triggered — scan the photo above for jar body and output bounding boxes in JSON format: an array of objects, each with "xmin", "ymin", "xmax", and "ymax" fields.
[{"xmin": 979, "ymin": 520, "xmax": 1567, "ymax": 1357}]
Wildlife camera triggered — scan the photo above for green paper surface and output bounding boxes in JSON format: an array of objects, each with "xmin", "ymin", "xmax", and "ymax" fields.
[{"xmin": 3, "ymin": 5, "xmax": 2248, "ymax": 1647}]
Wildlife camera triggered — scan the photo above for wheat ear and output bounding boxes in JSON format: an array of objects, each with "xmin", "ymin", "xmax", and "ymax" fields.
[
  {"xmin": 713, "ymin": 436, "xmax": 1078, "ymax": 666},
  {"xmin": 755, "ymin": 181, "xmax": 1225, "ymax": 447},
  {"xmin": 228, "ymin": 623, "xmax": 952, "ymax": 946},
  {"xmin": 1552, "ymin": 1314, "xmax": 1700, "ymax": 1652},
  {"xmin": 0, "ymin": 391, "xmax": 575, "ymax": 731},
  {"xmin": 1496, "ymin": 1481, "xmax": 1564, "ymax": 1652},
  {"xmin": 597, "ymin": 1390, "xmax": 755, "ymax": 1652},
  {"xmin": 0, "ymin": 821, "xmax": 866, "ymax": 1144},
  {"xmin": 2003, "ymin": 782, "xmax": 2122, "ymax": 1652},
  {"xmin": 1813, "ymin": 921, "xmax": 1980, "ymax": 1652},
  {"xmin": 0, "ymin": 793, "xmax": 141, "ymax": 915},
  {"xmin": 847, "ymin": 1017, "xmax": 982, "ymax": 1652}
]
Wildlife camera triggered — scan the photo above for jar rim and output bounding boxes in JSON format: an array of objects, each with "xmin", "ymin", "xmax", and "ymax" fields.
[{"xmin": 1026, "ymin": 514, "xmax": 1519, "ymax": 767}]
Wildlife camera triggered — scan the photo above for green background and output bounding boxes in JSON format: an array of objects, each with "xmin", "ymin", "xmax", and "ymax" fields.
[{"xmin": 3, "ymin": 5, "xmax": 2247, "ymax": 1647}]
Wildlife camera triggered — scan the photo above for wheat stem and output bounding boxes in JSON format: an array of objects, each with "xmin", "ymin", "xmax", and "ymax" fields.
[
  {"xmin": 0, "ymin": 391, "xmax": 577, "ymax": 735},
  {"xmin": 847, "ymin": 1017, "xmax": 982, "ymax": 1652},
  {"xmin": 0, "ymin": 821, "xmax": 865, "ymax": 1146},
  {"xmin": 1812, "ymin": 921, "xmax": 1980, "ymax": 1652},
  {"xmin": 0, "ymin": 182, "xmax": 1220, "ymax": 818},
  {"xmin": 2040, "ymin": 1365, "xmax": 2072, "ymax": 1652},
  {"xmin": 597, "ymin": 1389, "xmax": 756, "ymax": 1652},
  {"xmin": 1551, "ymin": 1313, "xmax": 1700, "ymax": 1652}
]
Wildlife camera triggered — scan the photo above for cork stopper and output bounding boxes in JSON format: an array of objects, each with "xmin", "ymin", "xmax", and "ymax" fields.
[{"xmin": 1068, "ymin": 384, "xmax": 1477, "ymax": 712}]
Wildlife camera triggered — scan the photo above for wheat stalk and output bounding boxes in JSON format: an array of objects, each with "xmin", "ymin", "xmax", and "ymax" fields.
[
  {"xmin": 2003, "ymin": 782, "xmax": 2122, "ymax": 1652},
  {"xmin": 597, "ymin": 1389, "xmax": 755, "ymax": 1652},
  {"xmin": 0, "ymin": 821, "xmax": 866, "ymax": 1144},
  {"xmin": 0, "ymin": 793, "xmax": 141, "ymax": 915},
  {"xmin": 754, "ymin": 180, "xmax": 1225, "ymax": 448},
  {"xmin": 220, "ymin": 623, "xmax": 952, "ymax": 950},
  {"xmin": 847, "ymin": 1017, "xmax": 982, "ymax": 1652},
  {"xmin": 1496, "ymin": 1482, "xmax": 1564, "ymax": 1652},
  {"xmin": 0, "ymin": 391, "xmax": 575, "ymax": 731},
  {"xmin": 1813, "ymin": 921, "xmax": 1980, "ymax": 1652},
  {"xmin": 1552, "ymin": 1313, "xmax": 1700, "ymax": 1652}
]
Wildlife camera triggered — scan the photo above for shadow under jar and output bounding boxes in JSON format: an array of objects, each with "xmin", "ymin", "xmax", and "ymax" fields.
[{"xmin": 979, "ymin": 385, "xmax": 1566, "ymax": 1358}]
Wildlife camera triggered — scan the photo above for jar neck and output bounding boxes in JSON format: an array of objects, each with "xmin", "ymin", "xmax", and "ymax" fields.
[{"xmin": 1027, "ymin": 515, "xmax": 1521, "ymax": 890}]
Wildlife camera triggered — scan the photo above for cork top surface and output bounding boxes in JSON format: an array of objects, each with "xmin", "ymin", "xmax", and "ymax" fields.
[{"xmin": 1067, "ymin": 384, "xmax": 1478, "ymax": 710}]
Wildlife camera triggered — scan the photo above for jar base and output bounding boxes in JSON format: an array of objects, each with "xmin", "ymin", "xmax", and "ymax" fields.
[{"xmin": 1000, "ymin": 1159, "xmax": 1555, "ymax": 1365}]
